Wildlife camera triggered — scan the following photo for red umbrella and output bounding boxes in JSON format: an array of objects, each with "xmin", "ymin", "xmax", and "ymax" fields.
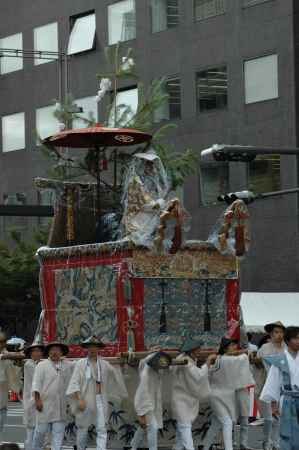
[{"xmin": 42, "ymin": 124, "xmax": 152, "ymax": 148}]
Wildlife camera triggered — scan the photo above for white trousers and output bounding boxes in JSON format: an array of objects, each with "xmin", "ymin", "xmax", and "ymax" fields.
[
  {"xmin": 173, "ymin": 422, "xmax": 194, "ymax": 450},
  {"xmin": 202, "ymin": 415, "xmax": 233, "ymax": 450},
  {"xmin": 77, "ymin": 394, "xmax": 107, "ymax": 450},
  {"xmin": 131, "ymin": 416, "xmax": 158, "ymax": 450},
  {"xmin": 0, "ymin": 407, "xmax": 7, "ymax": 433},
  {"xmin": 258, "ymin": 399, "xmax": 280, "ymax": 448},
  {"xmin": 25, "ymin": 427, "xmax": 35, "ymax": 450},
  {"xmin": 32, "ymin": 421, "xmax": 66, "ymax": 450}
]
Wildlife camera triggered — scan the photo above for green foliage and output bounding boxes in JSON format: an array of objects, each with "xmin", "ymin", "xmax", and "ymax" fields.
[
  {"xmin": 0, "ymin": 227, "xmax": 48, "ymax": 302},
  {"xmin": 39, "ymin": 43, "xmax": 197, "ymax": 189}
]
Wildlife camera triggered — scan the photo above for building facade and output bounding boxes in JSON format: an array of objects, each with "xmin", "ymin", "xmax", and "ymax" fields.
[{"xmin": 0, "ymin": 0, "xmax": 298, "ymax": 294}]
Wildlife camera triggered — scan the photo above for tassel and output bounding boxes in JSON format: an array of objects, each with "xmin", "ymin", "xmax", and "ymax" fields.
[{"xmin": 235, "ymin": 224, "xmax": 245, "ymax": 256}]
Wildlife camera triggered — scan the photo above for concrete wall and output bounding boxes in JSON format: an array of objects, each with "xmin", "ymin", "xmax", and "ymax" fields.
[{"xmin": 0, "ymin": 0, "xmax": 298, "ymax": 291}]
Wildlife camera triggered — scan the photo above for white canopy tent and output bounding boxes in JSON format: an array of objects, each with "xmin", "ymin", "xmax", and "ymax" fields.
[{"xmin": 241, "ymin": 292, "xmax": 299, "ymax": 332}]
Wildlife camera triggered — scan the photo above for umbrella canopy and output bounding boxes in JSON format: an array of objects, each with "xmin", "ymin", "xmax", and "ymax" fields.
[{"xmin": 42, "ymin": 124, "xmax": 152, "ymax": 148}]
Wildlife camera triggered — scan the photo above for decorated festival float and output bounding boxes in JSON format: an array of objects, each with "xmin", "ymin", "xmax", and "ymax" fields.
[{"xmin": 32, "ymin": 46, "xmax": 251, "ymax": 447}]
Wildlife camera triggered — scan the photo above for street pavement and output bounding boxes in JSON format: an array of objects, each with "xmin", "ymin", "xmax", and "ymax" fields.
[{"xmin": 2, "ymin": 401, "xmax": 264, "ymax": 449}]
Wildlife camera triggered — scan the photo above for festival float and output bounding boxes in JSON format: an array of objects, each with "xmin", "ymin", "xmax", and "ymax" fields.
[{"xmin": 30, "ymin": 113, "xmax": 250, "ymax": 447}]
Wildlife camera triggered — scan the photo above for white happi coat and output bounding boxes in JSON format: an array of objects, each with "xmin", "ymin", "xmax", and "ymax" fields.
[
  {"xmin": 66, "ymin": 357, "xmax": 128, "ymax": 428},
  {"xmin": 134, "ymin": 357, "xmax": 164, "ymax": 429},
  {"xmin": 209, "ymin": 354, "xmax": 254, "ymax": 421},
  {"xmin": 23, "ymin": 360, "xmax": 42, "ymax": 427},
  {"xmin": 171, "ymin": 354, "xmax": 210, "ymax": 423},
  {"xmin": 260, "ymin": 350, "xmax": 299, "ymax": 406},
  {"xmin": 31, "ymin": 358, "xmax": 74, "ymax": 424},
  {"xmin": 0, "ymin": 351, "xmax": 21, "ymax": 409}
]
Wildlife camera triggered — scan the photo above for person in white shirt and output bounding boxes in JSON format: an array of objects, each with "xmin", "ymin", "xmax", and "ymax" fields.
[
  {"xmin": 252, "ymin": 321, "xmax": 286, "ymax": 450},
  {"xmin": 66, "ymin": 336, "xmax": 127, "ymax": 450},
  {"xmin": 260, "ymin": 326, "xmax": 299, "ymax": 450},
  {"xmin": 171, "ymin": 338, "xmax": 215, "ymax": 450},
  {"xmin": 0, "ymin": 332, "xmax": 23, "ymax": 436},
  {"xmin": 31, "ymin": 341, "xmax": 74, "ymax": 450},
  {"xmin": 22, "ymin": 343, "xmax": 44, "ymax": 450}
]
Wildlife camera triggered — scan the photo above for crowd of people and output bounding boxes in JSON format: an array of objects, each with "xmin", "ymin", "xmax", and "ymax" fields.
[{"xmin": 0, "ymin": 322, "xmax": 298, "ymax": 450}]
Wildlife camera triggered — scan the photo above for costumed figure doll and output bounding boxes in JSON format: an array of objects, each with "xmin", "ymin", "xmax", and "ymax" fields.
[
  {"xmin": 66, "ymin": 336, "xmax": 128, "ymax": 450},
  {"xmin": 171, "ymin": 338, "xmax": 215, "ymax": 450},
  {"xmin": 200, "ymin": 337, "xmax": 254, "ymax": 450},
  {"xmin": 131, "ymin": 349, "xmax": 171, "ymax": 450}
]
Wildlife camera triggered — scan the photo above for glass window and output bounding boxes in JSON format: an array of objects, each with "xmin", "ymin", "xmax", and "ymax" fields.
[
  {"xmin": 243, "ymin": 0, "xmax": 271, "ymax": 7},
  {"xmin": 194, "ymin": 0, "xmax": 226, "ymax": 21},
  {"xmin": 108, "ymin": 0, "xmax": 136, "ymax": 45},
  {"xmin": 248, "ymin": 154, "xmax": 280, "ymax": 193},
  {"xmin": 109, "ymin": 87, "xmax": 138, "ymax": 127},
  {"xmin": 0, "ymin": 33, "xmax": 23, "ymax": 75},
  {"xmin": 72, "ymin": 96, "xmax": 98, "ymax": 129},
  {"xmin": 36, "ymin": 105, "xmax": 60, "ymax": 141},
  {"xmin": 67, "ymin": 13, "xmax": 96, "ymax": 55},
  {"xmin": 200, "ymin": 163, "xmax": 229, "ymax": 205},
  {"xmin": 155, "ymin": 77, "xmax": 181, "ymax": 121},
  {"xmin": 197, "ymin": 66, "xmax": 228, "ymax": 112},
  {"xmin": 244, "ymin": 54, "xmax": 278, "ymax": 104},
  {"xmin": 34, "ymin": 22, "xmax": 58, "ymax": 65},
  {"xmin": 3, "ymin": 193, "xmax": 27, "ymax": 205},
  {"xmin": 151, "ymin": 0, "xmax": 179, "ymax": 33},
  {"xmin": 2, "ymin": 112, "xmax": 25, "ymax": 152}
]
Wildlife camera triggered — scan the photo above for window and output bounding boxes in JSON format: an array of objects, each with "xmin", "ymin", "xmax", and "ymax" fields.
[
  {"xmin": 248, "ymin": 154, "xmax": 280, "ymax": 193},
  {"xmin": 151, "ymin": 0, "xmax": 179, "ymax": 33},
  {"xmin": 244, "ymin": 54, "xmax": 278, "ymax": 104},
  {"xmin": 194, "ymin": 0, "xmax": 226, "ymax": 21},
  {"xmin": 2, "ymin": 112, "xmax": 25, "ymax": 152},
  {"xmin": 200, "ymin": 163, "xmax": 229, "ymax": 205},
  {"xmin": 36, "ymin": 105, "xmax": 60, "ymax": 141},
  {"xmin": 197, "ymin": 66, "xmax": 228, "ymax": 112},
  {"xmin": 155, "ymin": 77, "xmax": 181, "ymax": 121},
  {"xmin": 73, "ymin": 96, "xmax": 98, "ymax": 129},
  {"xmin": 108, "ymin": 0, "xmax": 136, "ymax": 45},
  {"xmin": 34, "ymin": 22, "xmax": 58, "ymax": 65},
  {"xmin": 109, "ymin": 87, "xmax": 138, "ymax": 127},
  {"xmin": 0, "ymin": 33, "xmax": 23, "ymax": 75},
  {"xmin": 243, "ymin": 0, "xmax": 272, "ymax": 7},
  {"xmin": 68, "ymin": 13, "xmax": 96, "ymax": 55},
  {"xmin": 3, "ymin": 193, "xmax": 27, "ymax": 205}
]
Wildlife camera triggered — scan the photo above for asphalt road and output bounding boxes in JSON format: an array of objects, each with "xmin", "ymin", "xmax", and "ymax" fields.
[{"xmin": 1, "ymin": 402, "xmax": 264, "ymax": 449}]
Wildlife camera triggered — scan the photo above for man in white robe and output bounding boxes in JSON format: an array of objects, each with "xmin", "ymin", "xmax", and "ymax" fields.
[
  {"xmin": 260, "ymin": 326, "xmax": 299, "ymax": 450},
  {"xmin": 0, "ymin": 332, "xmax": 23, "ymax": 436},
  {"xmin": 131, "ymin": 350, "xmax": 171, "ymax": 450},
  {"xmin": 252, "ymin": 321, "xmax": 286, "ymax": 450},
  {"xmin": 31, "ymin": 341, "xmax": 74, "ymax": 450},
  {"xmin": 200, "ymin": 337, "xmax": 254, "ymax": 450},
  {"xmin": 171, "ymin": 338, "xmax": 215, "ymax": 450},
  {"xmin": 66, "ymin": 336, "xmax": 128, "ymax": 450},
  {"xmin": 22, "ymin": 343, "xmax": 44, "ymax": 450}
]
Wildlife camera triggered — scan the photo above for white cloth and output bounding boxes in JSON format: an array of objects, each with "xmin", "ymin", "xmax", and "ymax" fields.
[
  {"xmin": 23, "ymin": 359, "xmax": 41, "ymax": 427},
  {"xmin": 260, "ymin": 350, "xmax": 299, "ymax": 406},
  {"xmin": 131, "ymin": 416, "xmax": 158, "ymax": 450},
  {"xmin": 66, "ymin": 357, "xmax": 127, "ymax": 428},
  {"xmin": 134, "ymin": 358, "xmax": 164, "ymax": 429},
  {"xmin": 32, "ymin": 358, "xmax": 74, "ymax": 424},
  {"xmin": 174, "ymin": 422, "xmax": 194, "ymax": 450},
  {"xmin": 77, "ymin": 394, "xmax": 107, "ymax": 450},
  {"xmin": 171, "ymin": 354, "xmax": 210, "ymax": 424},
  {"xmin": 209, "ymin": 354, "xmax": 254, "ymax": 421},
  {"xmin": 25, "ymin": 427, "xmax": 35, "ymax": 450},
  {"xmin": 32, "ymin": 420, "xmax": 65, "ymax": 450},
  {"xmin": 0, "ymin": 351, "xmax": 21, "ymax": 410},
  {"xmin": 202, "ymin": 415, "xmax": 233, "ymax": 450},
  {"xmin": 258, "ymin": 341, "xmax": 286, "ymax": 372}
]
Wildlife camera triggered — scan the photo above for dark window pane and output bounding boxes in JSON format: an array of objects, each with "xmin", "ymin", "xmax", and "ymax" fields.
[
  {"xmin": 154, "ymin": 77, "xmax": 181, "ymax": 121},
  {"xmin": 248, "ymin": 155, "xmax": 280, "ymax": 193},
  {"xmin": 197, "ymin": 66, "xmax": 228, "ymax": 112},
  {"xmin": 151, "ymin": 0, "xmax": 179, "ymax": 33},
  {"xmin": 200, "ymin": 164, "xmax": 229, "ymax": 205},
  {"xmin": 194, "ymin": 0, "xmax": 226, "ymax": 21},
  {"xmin": 243, "ymin": 0, "xmax": 271, "ymax": 7}
]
